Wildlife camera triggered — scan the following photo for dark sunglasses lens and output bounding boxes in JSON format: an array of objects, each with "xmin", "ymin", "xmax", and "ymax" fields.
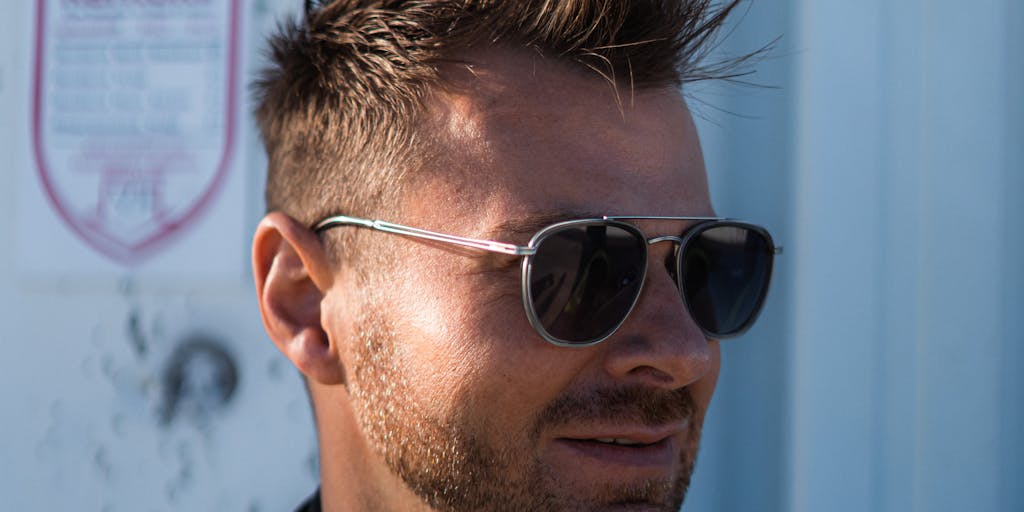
[
  {"xmin": 529, "ymin": 223, "xmax": 646, "ymax": 343},
  {"xmin": 680, "ymin": 225, "xmax": 773, "ymax": 337}
]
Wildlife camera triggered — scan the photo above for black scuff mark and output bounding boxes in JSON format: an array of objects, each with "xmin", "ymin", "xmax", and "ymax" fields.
[
  {"xmin": 126, "ymin": 307, "xmax": 148, "ymax": 358},
  {"xmin": 93, "ymin": 445, "xmax": 112, "ymax": 482},
  {"xmin": 164, "ymin": 440, "xmax": 195, "ymax": 505},
  {"xmin": 158, "ymin": 334, "xmax": 239, "ymax": 427}
]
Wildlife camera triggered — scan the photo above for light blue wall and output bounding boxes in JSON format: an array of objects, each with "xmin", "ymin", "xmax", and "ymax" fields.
[
  {"xmin": 690, "ymin": 1, "xmax": 1024, "ymax": 511},
  {"xmin": 685, "ymin": 1, "xmax": 796, "ymax": 510},
  {"xmin": 1, "ymin": 1, "xmax": 1019, "ymax": 510}
]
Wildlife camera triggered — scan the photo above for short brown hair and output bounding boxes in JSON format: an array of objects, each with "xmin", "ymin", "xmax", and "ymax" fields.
[{"xmin": 254, "ymin": 0, "xmax": 751, "ymax": 230}]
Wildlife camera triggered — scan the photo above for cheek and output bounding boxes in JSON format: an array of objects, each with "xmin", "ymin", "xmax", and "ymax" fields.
[
  {"xmin": 382, "ymin": 256, "xmax": 512, "ymax": 411},
  {"xmin": 390, "ymin": 256, "xmax": 585, "ymax": 430},
  {"xmin": 690, "ymin": 341, "xmax": 721, "ymax": 416}
]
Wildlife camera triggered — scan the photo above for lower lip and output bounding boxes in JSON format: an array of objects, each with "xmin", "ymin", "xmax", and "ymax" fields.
[{"xmin": 552, "ymin": 436, "xmax": 678, "ymax": 468}]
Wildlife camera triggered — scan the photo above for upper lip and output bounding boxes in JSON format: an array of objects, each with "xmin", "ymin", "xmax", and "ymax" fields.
[{"xmin": 556, "ymin": 419, "xmax": 690, "ymax": 445}]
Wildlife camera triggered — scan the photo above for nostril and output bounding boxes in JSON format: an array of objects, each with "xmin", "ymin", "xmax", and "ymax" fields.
[{"xmin": 626, "ymin": 364, "xmax": 677, "ymax": 385}]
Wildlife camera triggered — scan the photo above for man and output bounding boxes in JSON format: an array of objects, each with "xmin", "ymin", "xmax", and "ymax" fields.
[{"xmin": 251, "ymin": 1, "xmax": 778, "ymax": 510}]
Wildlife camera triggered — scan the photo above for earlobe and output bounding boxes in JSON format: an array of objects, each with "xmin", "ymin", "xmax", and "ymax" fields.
[{"xmin": 253, "ymin": 212, "xmax": 346, "ymax": 385}]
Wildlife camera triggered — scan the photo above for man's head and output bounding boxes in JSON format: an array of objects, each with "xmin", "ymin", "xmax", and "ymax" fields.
[
  {"xmin": 254, "ymin": 0, "xmax": 746, "ymax": 233},
  {"xmin": 253, "ymin": 1, "xmax": 760, "ymax": 510}
]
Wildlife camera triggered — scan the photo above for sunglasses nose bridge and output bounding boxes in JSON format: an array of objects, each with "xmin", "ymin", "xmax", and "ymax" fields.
[
  {"xmin": 644, "ymin": 234, "xmax": 686, "ymax": 284},
  {"xmin": 646, "ymin": 235, "xmax": 685, "ymax": 253},
  {"xmin": 646, "ymin": 235, "xmax": 685, "ymax": 245}
]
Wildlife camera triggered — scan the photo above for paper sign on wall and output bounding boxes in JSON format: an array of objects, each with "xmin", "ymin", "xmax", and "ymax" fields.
[{"xmin": 31, "ymin": 0, "xmax": 240, "ymax": 265}]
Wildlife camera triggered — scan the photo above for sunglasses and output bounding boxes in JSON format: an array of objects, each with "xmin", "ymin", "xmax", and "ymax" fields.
[{"xmin": 314, "ymin": 215, "xmax": 781, "ymax": 347}]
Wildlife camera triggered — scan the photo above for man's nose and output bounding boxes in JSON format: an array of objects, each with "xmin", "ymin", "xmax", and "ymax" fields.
[{"xmin": 600, "ymin": 250, "xmax": 716, "ymax": 389}]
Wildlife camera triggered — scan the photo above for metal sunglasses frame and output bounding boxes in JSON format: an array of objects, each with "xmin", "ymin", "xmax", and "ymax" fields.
[{"xmin": 314, "ymin": 214, "xmax": 782, "ymax": 347}]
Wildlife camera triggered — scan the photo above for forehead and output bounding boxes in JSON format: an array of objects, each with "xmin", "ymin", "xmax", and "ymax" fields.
[{"xmin": 404, "ymin": 47, "xmax": 711, "ymax": 236}]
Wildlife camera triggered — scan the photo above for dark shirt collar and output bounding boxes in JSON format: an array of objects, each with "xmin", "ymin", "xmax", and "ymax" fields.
[{"xmin": 295, "ymin": 488, "xmax": 321, "ymax": 512}]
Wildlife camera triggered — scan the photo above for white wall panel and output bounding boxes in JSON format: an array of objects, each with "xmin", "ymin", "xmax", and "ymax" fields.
[
  {"xmin": 788, "ymin": 1, "xmax": 884, "ymax": 510},
  {"xmin": 914, "ymin": 3, "xmax": 1006, "ymax": 509},
  {"xmin": 0, "ymin": 1, "xmax": 318, "ymax": 510},
  {"xmin": 687, "ymin": 1, "xmax": 796, "ymax": 511},
  {"xmin": 998, "ymin": 2, "xmax": 1024, "ymax": 511},
  {"xmin": 875, "ymin": 1, "xmax": 926, "ymax": 510},
  {"xmin": 783, "ymin": 1, "xmax": 1023, "ymax": 511}
]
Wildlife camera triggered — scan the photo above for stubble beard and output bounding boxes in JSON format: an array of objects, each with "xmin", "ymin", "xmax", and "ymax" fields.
[
  {"xmin": 347, "ymin": 306, "xmax": 546, "ymax": 511},
  {"xmin": 347, "ymin": 306, "xmax": 703, "ymax": 512}
]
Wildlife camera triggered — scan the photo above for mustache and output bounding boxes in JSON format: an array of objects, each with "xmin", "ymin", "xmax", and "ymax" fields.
[{"xmin": 533, "ymin": 385, "xmax": 695, "ymax": 432}]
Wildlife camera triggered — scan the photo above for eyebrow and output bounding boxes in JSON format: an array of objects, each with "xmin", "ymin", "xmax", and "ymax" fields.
[{"xmin": 486, "ymin": 209, "xmax": 604, "ymax": 241}]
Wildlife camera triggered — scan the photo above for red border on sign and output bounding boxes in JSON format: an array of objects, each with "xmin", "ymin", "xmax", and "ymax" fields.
[{"xmin": 32, "ymin": 0, "xmax": 241, "ymax": 265}]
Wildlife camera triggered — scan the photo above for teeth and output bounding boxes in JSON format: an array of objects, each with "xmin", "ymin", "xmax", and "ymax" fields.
[{"xmin": 593, "ymin": 437, "xmax": 645, "ymax": 446}]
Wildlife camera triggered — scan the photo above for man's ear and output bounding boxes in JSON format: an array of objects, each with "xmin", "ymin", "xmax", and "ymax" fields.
[{"xmin": 252, "ymin": 211, "xmax": 345, "ymax": 385}]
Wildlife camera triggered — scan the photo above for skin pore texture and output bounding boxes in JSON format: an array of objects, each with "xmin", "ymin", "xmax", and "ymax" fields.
[{"xmin": 258, "ymin": 46, "xmax": 721, "ymax": 512}]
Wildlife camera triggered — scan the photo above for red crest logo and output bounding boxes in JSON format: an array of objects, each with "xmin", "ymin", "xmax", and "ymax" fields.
[{"xmin": 32, "ymin": 0, "xmax": 240, "ymax": 264}]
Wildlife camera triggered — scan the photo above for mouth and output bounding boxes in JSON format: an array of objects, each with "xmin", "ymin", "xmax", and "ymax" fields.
[
  {"xmin": 590, "ymin": 437, "xmax": 659, "ymax": 446},
  {"xmin": 558, "ymin": 437, "xmax": 674, "ymax": 467},
  {"xmin": 552, "ymin": 421, "xmax": 689, "ymax": 469}
]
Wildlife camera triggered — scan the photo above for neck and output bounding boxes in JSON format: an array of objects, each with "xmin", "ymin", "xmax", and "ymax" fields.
[{"xmin": 313, "ymin": 384, "xmax": 433, "ymax": 512}]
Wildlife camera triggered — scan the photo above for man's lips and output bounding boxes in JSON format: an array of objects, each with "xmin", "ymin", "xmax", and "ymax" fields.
[
  {"xmin": 551, "ymin": 420, "xmax": 690, "ymax": 468},
  {"xmin": 557, "ymin": 420, "xmax": 691, "ymax": 445},
  {"xmin": 556, "ymin": 436, "xmax": 677, "ymax": 468}
]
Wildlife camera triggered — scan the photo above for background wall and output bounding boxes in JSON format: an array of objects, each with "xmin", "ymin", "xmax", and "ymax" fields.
[
  {"xmin": 1, "ymin": 1, "xmax": 1020, "ymax": 511},
  {"xmin": 690, "ymin": 1, "xmax": 1024, "ymax": 511},
  {"xmin": 0, "ymin": 2, "xmax": 318, "ymax": 510}
]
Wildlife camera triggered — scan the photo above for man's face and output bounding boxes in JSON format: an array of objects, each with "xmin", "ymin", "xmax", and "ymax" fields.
[{"xmin": 327, "ymin": 49, "xmax": 719, "ymax": 512}]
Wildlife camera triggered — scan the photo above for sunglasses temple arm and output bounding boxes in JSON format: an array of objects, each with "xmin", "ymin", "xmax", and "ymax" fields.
[{"xmin": 314, "ymin": 215, "xmax": 534, "ymax": 256}]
